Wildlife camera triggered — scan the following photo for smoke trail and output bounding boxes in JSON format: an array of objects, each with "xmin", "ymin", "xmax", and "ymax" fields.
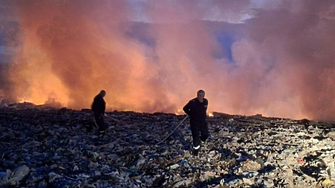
[{"xmin": 1, "ymin": 0, "xmax": 335, "ymax": 120}]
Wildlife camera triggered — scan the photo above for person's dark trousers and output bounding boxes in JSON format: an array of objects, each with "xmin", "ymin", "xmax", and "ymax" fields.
[
  {"xmin": 190, "ymin": 121, "xmax": 209, "ymax": 149},
  {"xmin": 94, "ymin": 113, "xmax": 106, "ymax": 133}
]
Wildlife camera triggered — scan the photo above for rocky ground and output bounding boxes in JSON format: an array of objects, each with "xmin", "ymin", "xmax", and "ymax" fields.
[{"xmin": 1, "ymin": 103, "xmax": 335, "ymax": 188}]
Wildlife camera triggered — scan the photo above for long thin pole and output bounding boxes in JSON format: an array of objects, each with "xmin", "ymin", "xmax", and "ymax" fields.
[{"xmin": 156, "ymin": 115, "xmax": 188, "ymax": 145}]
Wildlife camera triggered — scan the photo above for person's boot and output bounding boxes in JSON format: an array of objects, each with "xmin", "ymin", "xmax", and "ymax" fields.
[{"xmin": 192, "ymin": 149, "xmax": 199, "ymax": 156}]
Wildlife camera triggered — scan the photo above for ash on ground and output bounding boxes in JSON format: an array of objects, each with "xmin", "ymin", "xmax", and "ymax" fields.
[{"xmin": 1, "ymin": 103, "xmax": 335, "ymax": 188}]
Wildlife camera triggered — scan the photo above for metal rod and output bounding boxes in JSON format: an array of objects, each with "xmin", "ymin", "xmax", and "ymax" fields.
[{"xmin": 156, "ymin": 115, "xmax": 188, "ymax": 145}]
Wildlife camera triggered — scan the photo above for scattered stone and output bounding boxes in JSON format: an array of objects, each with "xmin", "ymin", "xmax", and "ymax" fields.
[
  {"xmin": 1, "ymin": 103, "xmax": 335, "ymax": 187},
  {"xmin": 241, "ymin": 160, "xmax": 262, "ymax": 172},
  {"xmin": 8, "ymin": 165, "xmax": 30, "ymax": 186},
  {"xmin": 173, "ymin": 179, "xmax": 192, "ymax": 187}
]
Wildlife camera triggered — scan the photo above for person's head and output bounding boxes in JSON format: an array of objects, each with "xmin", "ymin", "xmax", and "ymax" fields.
[
  {"xmin": 197, "ymin": 90, "xmax": 205, "ymax": 101},
  {"xmin": 100, "ymin": 90, "xmax": 106, "ymax": 97}
]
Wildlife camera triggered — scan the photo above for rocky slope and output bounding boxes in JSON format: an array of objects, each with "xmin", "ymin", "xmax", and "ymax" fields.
[{"xmin": 1, "ymin": 103, "xmax": 335, "ymax": 188}]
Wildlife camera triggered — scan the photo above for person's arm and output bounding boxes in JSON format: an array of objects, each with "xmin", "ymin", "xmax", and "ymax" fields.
[
  {"xmin": 98, "ymin": 98, "xmax": 105, "ymax": 118},
  {"xmin": 183, "ymin": 101, "xmax": 192, "ymax": 116},
  {"xmin": 102, "ymin": 101, "xmax": 106, "ymax": 115}
]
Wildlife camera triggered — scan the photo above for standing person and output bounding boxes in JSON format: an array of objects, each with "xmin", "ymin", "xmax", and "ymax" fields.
[
  {"xmin": 91, "ymin": 90, "xmax": 106, "ymax": 135},
  {"xmin": 183, "ymin": 90, "xmax": 209, "ymax": 156}
]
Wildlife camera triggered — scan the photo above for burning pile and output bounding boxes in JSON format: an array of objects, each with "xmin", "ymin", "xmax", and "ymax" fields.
[{"xmin": 1, "ymin": 103, "xmax": 335, "ymax": 187}]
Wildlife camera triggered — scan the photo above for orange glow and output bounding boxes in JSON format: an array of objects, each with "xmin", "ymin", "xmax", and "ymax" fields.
[
  {"xmin": 3, "ymin": 1, "xmax": 335, "ymax": 121},
  {"xmin": 8, "ymin": 28, "xmax": 70, "ymax": 107},
  {"xmin": 3, "ymin": 1, "xmax": 309, "ymax": 119}
]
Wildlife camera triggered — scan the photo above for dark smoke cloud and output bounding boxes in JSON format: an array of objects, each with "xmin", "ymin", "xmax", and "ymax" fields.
[{"xmin": 1, "ymin": 0, "xmax": 335, "ymax": 120}]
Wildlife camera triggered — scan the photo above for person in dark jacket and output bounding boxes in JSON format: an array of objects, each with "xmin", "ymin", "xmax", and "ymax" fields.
[
  {"xmin": 183, "ymin": 90, "xmax": 209, "ymax": 156},
  {"xmin": 91, "ymin": 90, "xmax": 106, "ymax": 135}
]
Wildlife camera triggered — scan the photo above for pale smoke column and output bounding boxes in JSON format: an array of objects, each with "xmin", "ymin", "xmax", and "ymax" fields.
[
  {"xmin": 241, "ymin": 1, "xmax": 335, "ymax": 120},
  {"xmin": 2, "ymin": 0, "xmax": 335, "ymax": 120}
]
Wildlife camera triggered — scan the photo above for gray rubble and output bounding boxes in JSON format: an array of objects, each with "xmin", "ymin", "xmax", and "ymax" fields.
[{"xmin": 1, "ymin": 103, "xmax": 335, "ymax": 187}]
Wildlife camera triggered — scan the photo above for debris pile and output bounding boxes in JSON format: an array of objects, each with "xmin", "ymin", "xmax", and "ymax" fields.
[{"xmin": 1, "ymin": 103, "xmax": 335, "ymax": 187}]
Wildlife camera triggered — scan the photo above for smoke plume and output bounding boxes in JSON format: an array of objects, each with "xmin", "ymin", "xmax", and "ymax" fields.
[{"xmin": 1, "ymin": 0, "xmax": 335, "ymax": 120}]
